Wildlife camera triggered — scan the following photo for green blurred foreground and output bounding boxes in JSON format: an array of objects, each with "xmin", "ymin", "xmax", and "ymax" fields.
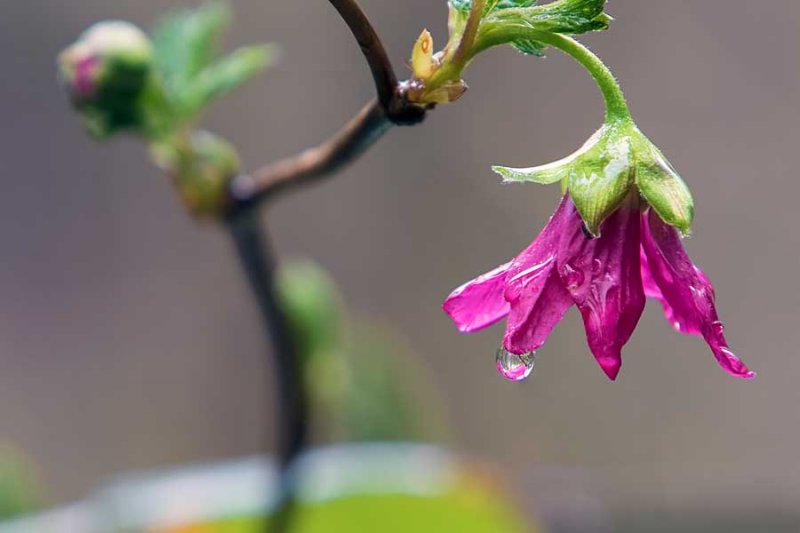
[{"xmin": 0, "ymin": 444, "xmax": 531, "ymax": 532}]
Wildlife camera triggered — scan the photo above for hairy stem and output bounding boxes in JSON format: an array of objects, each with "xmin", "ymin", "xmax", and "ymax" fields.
[
  {"xmin": 450, "ymin": 0, "xmax": 487, "ymax": 73},
  {"xmin": 474, "ymin": 29, "xmax": 630, "ymax": 121}
]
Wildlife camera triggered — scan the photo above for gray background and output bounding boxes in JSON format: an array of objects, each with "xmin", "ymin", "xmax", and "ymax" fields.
[{"xmin": 0, "ymin": 0, "xmax": 797, "ymax": 524}]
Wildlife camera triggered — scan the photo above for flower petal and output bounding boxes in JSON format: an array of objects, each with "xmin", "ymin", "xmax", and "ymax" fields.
[
  {"xmin": 641, "ymin": 209, "xmax": 755, "ymax": 379},
  {"xmin": 502, "ymin": 196, "xmax": 575, "ymax": 353},
  {"xmin": 503, "ymin": 266, "xmax": 573, "ymax": 355},
  {"xmin": 640, "ymin": 246, "xmax": 685, "ymax": 334},
  {"xmin": 443, "ymin": 262, "xmax": 512, "ymax": 333},
  {"xmin": 442, "ymin": 195, "xmax": 573, "ymax": 335},
  {"xmin": 557, "ymin": 198, "xmax": 646, "ymax": 380}
]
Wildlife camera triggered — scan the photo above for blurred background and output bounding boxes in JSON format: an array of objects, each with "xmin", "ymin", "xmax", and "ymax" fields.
[{"xmin": 1, "ymin": 0, "xmax": 799, "ymax": 531}]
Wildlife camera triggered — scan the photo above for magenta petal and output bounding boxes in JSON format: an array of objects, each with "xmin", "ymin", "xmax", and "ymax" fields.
[
  {"xmin": 557, "ymin": 199, "xmax": 645, "ymax": 380},
  {"xmin": 501, "ymin": 196, "xmax": 574, "ymax": 354},
  {"xmin": 640, "ymin": 246, "xmax": 688, "ymax": 334},
  {"xmin": 443, "ymin": 263, "xmax": 512, "ymax": 333},
  {"xmin": 641, "ymin": 209, "xmax": 755, "ymax": 379},
  {"xmin": 504, "ymin": 195, "xmax": 572, "ymax": 296},
  {"xmin": 503, "ymin": 266, "xmax": 572, "ymax": 355}
]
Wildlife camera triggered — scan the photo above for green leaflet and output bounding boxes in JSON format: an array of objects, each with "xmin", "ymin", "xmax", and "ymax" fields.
[
  {"xmin": 475, "ymin": 0, "xmax": 610, "ymax": 56},
  {"xmin": 179, "ymin": 45, "xmax": 276, "ymax": 116},
  {"xmin": 152, "ymin": 2, "xmax": 230, "ymax": 97},
  {"xmin": 489, "ymin": 0, "xmax": 610, "ymax": 34}
]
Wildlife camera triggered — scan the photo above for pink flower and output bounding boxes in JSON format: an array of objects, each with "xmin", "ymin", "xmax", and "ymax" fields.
[{"xmin": 443, "ymin": 193, "xmax": 754, "ymax": 381}]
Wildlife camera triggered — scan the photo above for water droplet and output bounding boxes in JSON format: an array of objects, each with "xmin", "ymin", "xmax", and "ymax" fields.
[
  {"xmin": 496, "ymin": 348, "xmax": 536, "ymax": 382},
  {"xmin": 711, "ymin": 320, "xmax": 724, "ymax": 338},
  {"xmin": 562, "ymin": 264, "xmax": 585, "ymax": 291}
]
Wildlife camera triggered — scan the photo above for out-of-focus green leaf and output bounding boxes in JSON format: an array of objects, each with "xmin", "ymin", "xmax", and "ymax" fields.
[
  {"xmin": 149, "ymin": 2, "xmax": 275, "ymax": 124},
  {"xmin": 151, "ymin": 1, "xmax": 230, "ymax": 97},
  {"xmin": 277, "ymin": 261, "xmax": 344, "ymax": 364},
  {"xmin": 277, "ymin": 260, "xmax": 449, "ymax": 444},
  {"xmin": 179, "ymin": 45, "xmax": 277, "ymax": 116},
  {"xmin": 0, "ymin": 446, "xmax": 41, "ymax": 520}
]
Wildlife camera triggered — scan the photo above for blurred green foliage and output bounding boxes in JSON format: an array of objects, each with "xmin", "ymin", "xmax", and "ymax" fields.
[
  {"xmin": 278, "ymin": 261, "xmax": 449, "ymax": 443},
  {"xmin": 0, "ymin": 446, "xmax": 41, "ymax": 520},
  {"xmin": 151, "ymin": 2, "xmax": 277, "ymax": 125},
  {"xmin": 166, "ymin": 482, "xmax": 530, "ymax": 532}
]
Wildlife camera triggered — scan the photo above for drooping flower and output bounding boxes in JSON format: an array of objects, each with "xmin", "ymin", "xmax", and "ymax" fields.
[{"xmin": 443, "ymin": 121, "xmax": 754, "ymax": 380}]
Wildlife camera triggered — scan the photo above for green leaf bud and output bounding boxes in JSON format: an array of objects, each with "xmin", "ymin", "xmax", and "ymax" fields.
[{"xmin": 151, "ymin": 131, "xmax": 241, "ymax": 219}]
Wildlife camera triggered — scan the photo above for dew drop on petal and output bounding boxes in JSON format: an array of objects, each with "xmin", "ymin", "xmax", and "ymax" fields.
[
  {"xmin": 562, "ymin": 263, "xmax": 585, "ymax": 291},
  {"xmin": 496, "ymin": 348, "xmax": 536, "ymax": 382}
]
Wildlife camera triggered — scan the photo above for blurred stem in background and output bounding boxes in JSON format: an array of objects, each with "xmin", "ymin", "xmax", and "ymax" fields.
[{"xmin": 227, "ymin": 213, "xmax": 307, "ymax": 532}]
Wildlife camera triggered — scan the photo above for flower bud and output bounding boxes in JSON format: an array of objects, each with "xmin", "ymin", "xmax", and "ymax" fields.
[
  {"xmin": 412, "ymin": 29, "xmax": 436, "ymax": 81},
  {"xmin": 58, "ymin": 21, "xmax": 153, "ymax": 138},
  {"xmin": 152, "ymin": 131, "xmax": 241, "ymax": 219}
]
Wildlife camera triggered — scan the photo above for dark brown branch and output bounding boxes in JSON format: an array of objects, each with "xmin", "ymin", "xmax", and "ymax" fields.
[
  {"xmin": 327, "ymin": 0, "xmax": 397, "ymax": 109},
  {"xmin": 229, "ymin": 99, "xmax": 392, "ymax": 210},
  {"xmin": 226, "ymin": 0, "xmax": 428, "ymax": 215}
]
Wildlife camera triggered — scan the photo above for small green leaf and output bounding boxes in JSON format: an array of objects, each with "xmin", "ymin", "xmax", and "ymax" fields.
[
  {"xmin": 487, "ymin": 0, "xmax": 610, "ymax": 37},
  {"xmin": 450, "ymin": 0, "xmax": 538, "ymax": 15},
  {"xmin": 180, "ymin": 45, "xmax": 277, "ymax": 116}
]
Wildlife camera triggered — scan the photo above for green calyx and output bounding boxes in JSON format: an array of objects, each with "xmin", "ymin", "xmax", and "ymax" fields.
[{"xmin": 493, "ymin": 120, "xmax": 695, "ymax": 235}]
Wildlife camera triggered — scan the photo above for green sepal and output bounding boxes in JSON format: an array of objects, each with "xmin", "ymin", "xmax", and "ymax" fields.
[
  {"xmin": 492, "ymin": 127, "xmax": 604, "ymax": 184},
  {"xmin": 635, "ymin": 142, "xmax": 695, "ymax": 235},
  {"xmin": 566, "ymin": 125, "xmax": 635, "ymax": 236}
]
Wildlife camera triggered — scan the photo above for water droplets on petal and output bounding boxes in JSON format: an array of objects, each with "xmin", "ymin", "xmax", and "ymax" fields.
[
  {"xmin": 562, "ymin": 263, "xmax": 585, "ymax": 291},
  {"xmin": 496, "ymin": 347, "xmax": 536, "ymax": 382}
]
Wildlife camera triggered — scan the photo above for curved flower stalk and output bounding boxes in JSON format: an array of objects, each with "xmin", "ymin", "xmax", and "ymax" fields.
[{"xmin": 442, "ymin": 8, "xmax": 754, "ymax": 381}]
